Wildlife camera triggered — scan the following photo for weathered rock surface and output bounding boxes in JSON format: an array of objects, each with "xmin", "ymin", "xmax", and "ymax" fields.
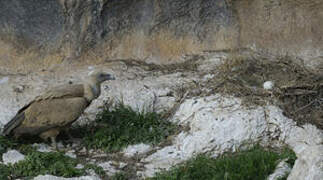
[
  {"xmin": 2, "ymin": 150, "xmax": 25, "ymax": 165},
  {"xmin": 267, "ymin": 159, "xmax": 292, "ymax": 180},
  {"xmin": 97, "ymin": 161, "xmax": 120, "ymax": 176},
  {"xmin": 0, "ymin": 0, "xmax": 322, "ymax": 71},
  {"xmin": 122, "ymin": 143, "xmax": 152, "ymax": 158},
  {"xmin": 32, "ymin": 143, "xmax": 53, "ymax": 153},
  {"xmin": 0, "ymin": 53, "xmax": 322, "ymax": 179}
]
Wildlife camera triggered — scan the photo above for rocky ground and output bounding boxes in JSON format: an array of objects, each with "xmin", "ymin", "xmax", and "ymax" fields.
[{"xmin": 0, "ymin": 51, "xmax": 322, "ymax": 179}]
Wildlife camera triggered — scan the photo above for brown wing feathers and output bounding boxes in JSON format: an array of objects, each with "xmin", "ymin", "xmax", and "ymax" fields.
[
  {"xmin": 2, "ymin": 84, "xmax": 86, "ymax": 136},
  {"xmin": 3, "ymin": 112, "xmax": 25, "ymax": 136}
]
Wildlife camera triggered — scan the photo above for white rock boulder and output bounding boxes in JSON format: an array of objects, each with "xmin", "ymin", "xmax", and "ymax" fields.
[{"xmin": 2, "ymin": 150, "xmax": 25, "ymax": 165}]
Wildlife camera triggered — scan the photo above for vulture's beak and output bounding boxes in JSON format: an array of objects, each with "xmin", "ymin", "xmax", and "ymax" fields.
[{"xmin": 105, "ymin": 73, "xmax": 116, "ymax": 80}]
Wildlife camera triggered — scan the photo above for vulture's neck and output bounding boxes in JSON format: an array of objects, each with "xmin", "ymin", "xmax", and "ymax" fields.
[{"xmin": 84, "ymin": 81, "xmax": 101, "ymax": 102}]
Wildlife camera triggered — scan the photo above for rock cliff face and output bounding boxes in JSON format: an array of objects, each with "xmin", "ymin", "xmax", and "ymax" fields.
[
  {"xmin": 1, "ymin": 1, "xmax": 322, "ymax": 179},
  {"xmin": 0, "ymin": 0, "xmax": 322, "ymax": 70}
]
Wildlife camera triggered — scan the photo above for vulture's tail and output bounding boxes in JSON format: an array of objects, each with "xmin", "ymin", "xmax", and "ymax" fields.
[{"xmin": 2, "ymin": 113, "xmax": 25, "ymax": 136}]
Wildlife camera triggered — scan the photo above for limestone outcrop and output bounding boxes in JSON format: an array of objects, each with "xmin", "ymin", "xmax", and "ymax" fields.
[{"xmin": 0, "ymin": 0, "xmax": 322, "ymax": 71}]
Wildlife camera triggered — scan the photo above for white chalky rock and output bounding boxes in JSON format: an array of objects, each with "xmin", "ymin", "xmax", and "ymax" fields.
[
  {"xmin": 2, "ymin": 150, "xmax": 25, "ymax": 165},
  {"xmin": 142, "ymin": 96, "xmax": 323, "ymax": 179},
  {"xmin": 0, "ymin": 76, "xmax": 9, "ymax": 84},
  {"xmin": 119, "ymin": 162, "xmax": 127, "ymax": 169},
  {"xmin": 0, "ymin": 56, "xmax": 322, "ymax": 180},
  {"xmin": 65, "ymin": 151, "xmax": 77, "ymax": 159},
  {"xmin": 32, "ymin": 143, "xmax": 53, "ymax": 152},
  {"xmin": 267, "ymin": 159, "xmax": 292, "ymax": 180},
  {"xmin": 97, "ymin": 161, "xmax": 119, "ymax": 176},
  {"xmin": 75, "ymin": 164, "xmax": 84, "ymax": 169},
  {"xmin": 266, "ymin": 106, "xmax": 323, "ymax": 180},
  {"xmin": 122, "ymin": 143, "xmax": 151, "ymax": 157},
  {"xmin": 142, "ymin": 95, "xmax": 268, "ymax": 177},
  {"xmin": 285, "ymin": 125, "xmax": 323, "ymax": 180}
]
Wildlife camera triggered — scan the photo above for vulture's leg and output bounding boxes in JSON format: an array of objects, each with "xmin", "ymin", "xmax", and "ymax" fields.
[
  {"xmin": 64, "ymin": 128, "xmax": 74, "ymax": 140},
  {"xmin": 40, "ymin": 128, "xmax": 60, "ymax": 150},
  {"xmin": 50, "ymin": 136, "xmax": 58, "ymax": 150}
]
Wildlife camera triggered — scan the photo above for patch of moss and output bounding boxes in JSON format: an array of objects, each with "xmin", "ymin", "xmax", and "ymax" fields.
[
  {"xmin": 81, "ymin": 104, "xmax": 177, "ymax": 152},
  {"xmin": 150, "ymin": 146, "xmax": 296, "ymax": 180}
]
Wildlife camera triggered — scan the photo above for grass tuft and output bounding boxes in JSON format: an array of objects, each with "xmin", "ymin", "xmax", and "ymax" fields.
[
  {"xmin": 150, "ymin": 146, "xmax": 296, "ymax": 180},
  {"xmin": 0, "ymin": 136, "xmax": 17, "ymax": 159},
  {"xmin": 110, "ymin": 172, "xmax": 130, "ymax": 180},
  {"xmin": 0, "ymin": 164, "xmax": 10, "ymax": 180},
  {"xmin": 0, "ymin": 136, "xmax": 105, "ymax": 179},
  {"xmin": 80, "ymin": 104, "xmax": 177, "ymax": 152},
  {"xmin": 8, "ymin": 151, "xmax": 83, "ymax": 178}
]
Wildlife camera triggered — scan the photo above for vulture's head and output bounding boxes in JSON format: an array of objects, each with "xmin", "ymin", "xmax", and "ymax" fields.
[{"xmin": 89, "ymin": 71, "xmax": 115, "ymax": 84}]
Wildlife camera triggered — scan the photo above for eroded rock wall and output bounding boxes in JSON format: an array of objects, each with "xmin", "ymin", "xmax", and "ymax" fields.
[{"xmin": 0, "ymin": 0, "xmax": 322, "ymax": 69}]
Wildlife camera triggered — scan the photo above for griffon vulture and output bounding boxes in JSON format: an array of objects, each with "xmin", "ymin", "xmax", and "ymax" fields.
[{"xmin": 3, "ymin": 72, "xmax": 115, "ymax": 148}]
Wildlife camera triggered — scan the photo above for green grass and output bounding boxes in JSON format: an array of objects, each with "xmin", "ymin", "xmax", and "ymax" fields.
[
  {"xmin": 110, "ymin": 172, "xmax": 130, "ymax": 180},
  {"xmin": 0, "ymin": 137, "xmax": 105, "ymax": 179},
  {"xmin": 150, "ymin": 146, "xmax": 296, "ymax": 180},
  {"xmin": 81, "ymin": 104, "xmax": 177, "ymax": 152},
  {"xmin": 8, "ymin": 150, "xmax": 84, "ymax": 178},
  {"xmin": 0, "ymin": 103, "xmax": 177, "ymax": 178},
  {"xmin": 0, "ymin": 136, "xmax": 17, "ymax": 159},
  {"xmin": 0, "ymin": 164, "xmax": 10, "ymax": 180}
]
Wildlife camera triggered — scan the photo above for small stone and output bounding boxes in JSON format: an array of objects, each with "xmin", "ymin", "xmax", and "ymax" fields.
[
  {"xmin": 86, "ymin": 169, "xmax": 98, "ymax": 177},
  {"xmin": 65, "ymin": 151, "xmax": 77, "ymax": 158},
  {"xmin": 92, "ymin": 153, "xmax": 108, "ymax": 158},
  {"xmin": 263, "ymin": 81, "xmax": 274, "ymax": 90},
  {"xmin": 98, "ymin": 161, "xmax": 119, "ymax": 176},
  {"xmin": 79, "ymin": 147, "xmax": 87, "ymax": 154},
  {"xmin": 75, "ymin": 164, "xmax": 84, "ymax": 169},
  {"xmin": 119, "ymin": 162, "xmax": 127, "ymax": 169},
  {"xmin": 72, "ymin": 143, "xmax": 79, "ymax": 148},
  {"xmin": 122, "ymin": 143, "xmax": 151, "ymax": 157},
  {"xmin": 33, "ymin": 143, "xmax": 52, "ymax": 153},
  {"xmin": 2, "ymin": 150, "xmax": 25, "ymax": 165},
  {"xmin": 57, "ymin": 142, "xmax": 65, "ymax": 149},
  {"xmin": 203, "ymin": 74, "xmax": 215, "ymax": 81}
]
